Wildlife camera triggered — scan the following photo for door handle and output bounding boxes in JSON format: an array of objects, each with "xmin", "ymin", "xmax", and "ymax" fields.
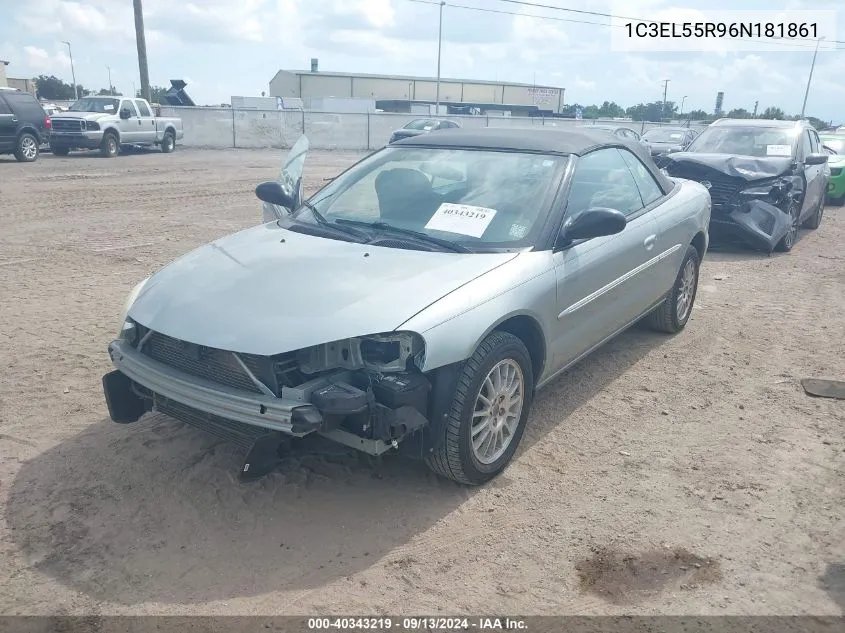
[{"xmin": 644, "ymin": 235, "xmax": 656, "ymax": 250}]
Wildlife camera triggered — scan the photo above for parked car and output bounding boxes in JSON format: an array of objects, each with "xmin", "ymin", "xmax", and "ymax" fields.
[
  {"xmin": 102, "ymin": 129, "xmax": 710, "ymax": 485},
  {"xmin": 819, "ymin": 133, "xmax": 845, "ymax": 205},
  {"xmin": 661, "ymin": 118, "xmax": 829, "ymax": 253},
  {"xmin": 583, "ymin": 123, "xmax": 643, "ymax": 143},
  {"xmin": 49, "ymin": 96, "xmax": 183, "ymax": 158},
  {"xmin": 0, "ymin": 89, "xmax": 50, "ymax": 162},
  {"xmin": 641, "ymin": 127, "xmax": 698, "ymax": 157},
  {"xmin": 388, "ymin": 118, "xmax": 460, "ymax": 144}
]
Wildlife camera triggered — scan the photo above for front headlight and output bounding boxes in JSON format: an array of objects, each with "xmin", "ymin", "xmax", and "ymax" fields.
[
  {"xmin": 86, "ymin": 121, "xmax": 100, "ymax": 131},
  {"xmin": 739, "ymin": 180, "xmax": 789, "ymax": 206},
  {"xmin": 295, "ymin": 331, "xmax": 426, "ymax": 375},
  {"xmin": 118, "ymin": 277, "xmax": 149, "ymax": 337}
]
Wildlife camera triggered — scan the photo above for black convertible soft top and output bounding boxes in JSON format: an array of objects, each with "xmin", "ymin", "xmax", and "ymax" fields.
[{"xmin": 396, "ymin": 127, "xmax": 675, "ymax": 194}]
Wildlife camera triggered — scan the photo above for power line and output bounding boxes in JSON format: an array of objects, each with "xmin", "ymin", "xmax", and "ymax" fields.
[{"xmin": 404, "ymin": 0, "xmax": 842, "ymax": 49}]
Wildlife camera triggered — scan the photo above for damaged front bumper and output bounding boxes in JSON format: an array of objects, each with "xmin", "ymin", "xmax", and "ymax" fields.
[
  {"xmin": 710, "ymin": 199, "xmax": 793, "ymax": 253},
  {"xmin": 106, "ymin": 339, "xmax": 322, "ymax": 435}
]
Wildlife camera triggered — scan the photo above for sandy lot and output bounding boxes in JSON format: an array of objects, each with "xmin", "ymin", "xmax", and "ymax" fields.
[{"xmin": 0, "ymin": 147, "xmax": 843, "ymax": 617}]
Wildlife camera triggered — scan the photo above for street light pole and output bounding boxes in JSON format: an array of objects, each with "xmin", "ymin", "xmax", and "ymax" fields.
[
  {"xmin": 106, "ymin": 65, "xmax": 112, "ymax": 95},
  {"xmin": 800, "ymin": 37, "xmax": 825, "ymax": 118},
  {"xmin": 680, "ymin": 95, "xmax": 687, "ymax": 117},
  {"xmin": 61, "ymin": 40, "xmax": 79, "ymax": 100},
  {"xmin": 435, "ymin": 1, "xmax": 445, "ymax": 115},
  {"xmin": 661, "ymin": 79, "xmax": 670, "ymax": 121}
]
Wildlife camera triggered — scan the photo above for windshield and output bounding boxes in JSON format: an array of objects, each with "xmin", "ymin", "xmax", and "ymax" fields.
[
  {"xmin": 686, "ymin": 126, "xmax": 797, "ymax": 157},
  {"xmin": 286, "ymin": 146, "xmax": 568, "ymax": 249},
  {"xmin": 405, "ymin": 119, "xmax": 437, "ymax": 130},
  {"xmin": 643, "ymin": 129, "xmax": 687, "ymax": 143},
  {"xmin": 820, "ymin": 136, "xmax": 845, "ymax": 154},
  {"xmin": 68, "ymin": 98, "xmax": 120, "ymax": 113}
]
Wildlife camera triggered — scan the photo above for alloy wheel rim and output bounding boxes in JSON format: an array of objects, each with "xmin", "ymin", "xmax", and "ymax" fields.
[
  {"xmin": 784, "ymin": 202, "xmax": 799, "ymax": 247},
  {"xmin": 676, "ymin": 259, "xmax": 697, "ymax": 322},
  {"xmin": 21, "ymin": 137, "xmax": 37, "ymax": 159},
  {"xmin": 470, "ymin": 358, "xmax": 525, "ymax": 465}
]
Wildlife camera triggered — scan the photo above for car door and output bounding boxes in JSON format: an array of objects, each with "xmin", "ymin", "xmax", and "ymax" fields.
[
  {"xmin": 0, "ymin": 95, "xmax": 15, "ymax": 151},
  {"xmin": 117, "ymin": 99, "xmax": 140, "ymax": 143},
  {"xmin": 550, "ymin": 148, "xmax": 660, "ymax": 372},
  {"xmin": 796, "ymin": 129, "xmax": 819, "ymax": 219},
  {"xmin": 133, "ymin": 99, "xmax": 157, "ymax": 144},
  {"xmin": 805, "ymin": 129, "xmax": 827, "ymax": 217}
]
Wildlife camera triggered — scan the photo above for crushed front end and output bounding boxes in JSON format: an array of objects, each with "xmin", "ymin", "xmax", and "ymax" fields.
[
  {"xmin": 102, "ymin": 320, "xmax": 434, "ymax": 479},
  {"xmin": 663, "ymin": 158, "xmax": 798, "ymax": 252}
]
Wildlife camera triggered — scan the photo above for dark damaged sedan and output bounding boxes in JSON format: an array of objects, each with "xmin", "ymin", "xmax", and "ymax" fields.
[{"xmin": 661, "ymin": 119, "xmax": 829, "ymax": 252}]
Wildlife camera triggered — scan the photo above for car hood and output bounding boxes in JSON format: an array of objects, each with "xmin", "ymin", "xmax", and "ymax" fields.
[
  {"xmin": 128, "ymin": 223, "xmax": 518, "ymax": 356},
  {"xmin": 52, "ymin": 112, "xmax": 113, "ymax": 122},
  {"xmin": 662, "ymin": 152, "xmax": 794, "ymax": 181}
]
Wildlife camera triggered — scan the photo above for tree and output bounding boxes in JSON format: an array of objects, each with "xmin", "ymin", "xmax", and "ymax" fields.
[
  {"xmin": 597, "ymin": 100, "xmax": 625, "ymax": 118},
  {"xmin": 727, "ymin": 108, "xmax": 751, "ymax": 119},
  {"xmin": 627, "ymin": 101, "xmax": 676, "ymax": 122},
  {"xmin": 685, "ymin": 109, "xmax": 709, "ymax": 120},
  {"xmin": 136, "ymin": 85, "xmax": 169, "ymax": 104},
  {"xmin": 760, "ymin": 106, "xmax": 785, "ymax": 120},
  {"xmin": 35, "ymin": 74, "xmax": 90, "ymax": 100},
  {"xmin": 97, "ymin": 87, "xmax": 121, "ymax": 96}
]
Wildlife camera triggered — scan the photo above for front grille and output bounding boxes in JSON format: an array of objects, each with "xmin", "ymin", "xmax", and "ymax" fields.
[
  {"xmin": 667, "ymin": 164, "xmax": 744, "ymax": 211},
  {"xmin": 155, "ymin": 395, "xmax": 267, "ymax": 450},
  {"xmin": 141, "ymin": 329, "xmax": 271, "ymax": 394},
  {"xmin": 52, "ymin": 118, "xmax": 85, "ymax": 132}
]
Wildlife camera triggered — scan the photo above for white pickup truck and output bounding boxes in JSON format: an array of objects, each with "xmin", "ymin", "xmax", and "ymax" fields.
[{"xmin": 49, "ymin": 96, "xmax": 184, "ymax": 158}]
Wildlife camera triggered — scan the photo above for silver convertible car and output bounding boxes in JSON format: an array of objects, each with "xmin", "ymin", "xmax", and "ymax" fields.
[{"xmin": 102, "ymin": 129, "xmax": 711, "ymax": 485}]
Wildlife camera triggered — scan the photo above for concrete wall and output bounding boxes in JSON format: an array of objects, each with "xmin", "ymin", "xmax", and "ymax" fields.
[
  {"xmin": 0, "ymin": 63, "xmax": 7, "ymax": 87},
  {"xmin": 158, "ymin": 105, "xmax": 710, "ymax": 151},
  {"xmin": 7, "ymin": 78, "xmax": 36, "ymax": 94}
]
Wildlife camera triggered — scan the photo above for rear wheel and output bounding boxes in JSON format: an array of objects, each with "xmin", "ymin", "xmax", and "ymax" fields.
[
  {"xmin": 775, "ymin": 198, "xmax": 801, "ymax": 252},
  {"xmin": 160, "ymin": 131, "xmax": 175, "ymax": 153},
  {"xmin": 100, "ymin": 132, "xmax": 119, "ymax": 158},
  {"xmin": 425, "ymin": 331, "xmax": 534, "ymax": 485},
  {"xmin": 647, "ymin": 245, "xmax": 700, "ymax": 334},
  {"xmin": 14, "ymin": 133, "xmax": 39, "ymax": 162}
]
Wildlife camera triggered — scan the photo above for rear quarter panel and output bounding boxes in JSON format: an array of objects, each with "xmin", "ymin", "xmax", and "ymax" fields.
[{"xmin": 649, "ymin": 179, "xmax": 711, "ymax": 292}]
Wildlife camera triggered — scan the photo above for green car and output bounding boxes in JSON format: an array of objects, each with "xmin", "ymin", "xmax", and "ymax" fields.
[{"xmin": 819, "ymin": 134, "xmax": 845, "ymax": 205}]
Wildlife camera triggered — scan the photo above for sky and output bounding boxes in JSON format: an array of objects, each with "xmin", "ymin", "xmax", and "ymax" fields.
[{"xmin": 1, "ymin": 0, "xmax": 843, "ymax": 122}]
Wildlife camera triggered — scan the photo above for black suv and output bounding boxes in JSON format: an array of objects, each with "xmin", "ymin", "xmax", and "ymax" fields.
[
  {"xmin": 0, "ymin": 89, "xmax": 51, "ymax": 162},
  {"xmin": 661, "ymin": 118, "xmax": 829, "ymax": 253}
]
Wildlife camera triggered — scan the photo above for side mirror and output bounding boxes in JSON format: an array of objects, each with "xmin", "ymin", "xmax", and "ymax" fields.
[
  {"xmin": 805, "ymin": 153, "xmax": 829, "ymax": 165},
  {"xmin": 559, "ymin": 207, "xmax": 627, "ymax": 246},
  {"xmin": 256, "ymin": 181, "xmax": 295, "ymax": 209},
  {"xmin": 119, "ymin": 108, "xmax": 132, "ymax": 119}
]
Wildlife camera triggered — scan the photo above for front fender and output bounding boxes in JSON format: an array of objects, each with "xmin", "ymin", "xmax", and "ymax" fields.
[{"xmin": 400, "ymin": 251, "xmax": 556, "ymax": 376}]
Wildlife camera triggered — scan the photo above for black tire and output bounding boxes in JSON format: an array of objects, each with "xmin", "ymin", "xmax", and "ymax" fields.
[
  {"xmin": 803, "ymin": 195, "xmax": 824, "ymax": 229},
  {"xmin": 425, "ymin": 331, "xmax": 534, "ymax": 485},
  {"xmin": 647, "ymin": 244, "xmax": 700, "ymax": 334},
  {"xmin": 100, "ymin": 132, "xmax": 119, "ymax": 158},
  {"xmin": 160, "ymin": 131, "xmax": 175, "ymax": 153},
  {"xmin": 14, "ymin": 132, "xmax": 39, "ymax": 162},
  {"xmin": 51, "ymin": 145, "xmax": 70, "ymax": 156},
  {"xmin": 775, "ymin": 197, "xmax": 801, "ymax": 252}
]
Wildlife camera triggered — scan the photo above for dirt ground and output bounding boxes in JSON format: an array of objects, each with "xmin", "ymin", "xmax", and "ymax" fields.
[{"xmin": 0, "ymin": 147, "xmax": 843, "ymax": 617}]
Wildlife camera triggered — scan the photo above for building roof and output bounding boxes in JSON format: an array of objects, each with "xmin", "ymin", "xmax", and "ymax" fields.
[{"xmin": 271, "ymin": 69, "xmax": 561, "ymax": 90}]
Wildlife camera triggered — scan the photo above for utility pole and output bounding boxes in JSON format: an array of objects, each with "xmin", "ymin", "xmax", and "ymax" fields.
[
  {"xmin": 800, "ymin": 37, "xmax": 825, "ymax": 118},
  {"xmin": 435, "ymin": 1, "xmax": 445, "ymax": 115},
  {"xmin": 661, "ymin": 79, "xmax": 670, "ymax": 121},
  {"xmin": 752, "ymin": 100, "xmax": 758, "ymax": 117},
  {"xmin": 133, "ymin": 0, "xmax": 151, "ymax": 102},
  {"xmin": 680, "ymin": 95, "xmax": 687, "ymax": 117},
  {"xmin": 106, "ymin": 65, "xmax": 112, "ymax": 95},
  {"xmin": 61, "ymin": 41, "xmax": 79, "ymax": 100}
]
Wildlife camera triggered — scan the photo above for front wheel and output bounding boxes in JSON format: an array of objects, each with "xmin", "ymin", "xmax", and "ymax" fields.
[
  {"xmin": 647, "ymin": 244, "xmax": 700, "ymax": 334},
  {"xmin": 100, "ymin": 132, "xmax": 119, "ymax": 158},
  {"xmin": 775, "ymin": 198, "xmax": 801, "ymax": 252},
  {"xmin": 14, "ymin": 133, "xmax": 39, "ymax": 162},
  {"xmin": 426, "ymin": 331, "xmax": 534, "ymax": 485}
]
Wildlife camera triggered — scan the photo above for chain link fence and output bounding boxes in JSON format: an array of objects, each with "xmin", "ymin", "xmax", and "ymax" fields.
[{"xmin": 155, "ymin": 106, "xmax": 711, "ymax": 151}]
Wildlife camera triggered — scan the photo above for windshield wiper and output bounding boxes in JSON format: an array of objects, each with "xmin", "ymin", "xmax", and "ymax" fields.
[
  {"xmin": 299, "ymin": 199, "xmax": 330, "ymax": 225},
  {"xmin": 333, "ymin": 219, "xmax": 472, "ymax": 253}
]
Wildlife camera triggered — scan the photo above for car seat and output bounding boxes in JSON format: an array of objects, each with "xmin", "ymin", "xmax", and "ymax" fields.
[{"xmin": 375, "ymin": 168, "xmax": 441, "ymax": 222}]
